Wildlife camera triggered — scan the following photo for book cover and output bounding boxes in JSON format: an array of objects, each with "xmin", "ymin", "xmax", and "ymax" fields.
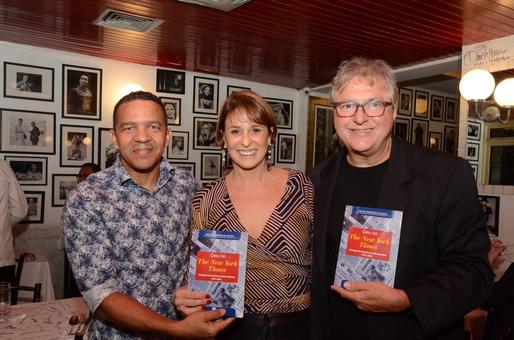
[
  {"xmin": 334, "ymin": 205, "xmax": 403, "ymax": 288},
  {"xmin": 187, "ymin": 229, "xmax": 248, "ymax": 318}
]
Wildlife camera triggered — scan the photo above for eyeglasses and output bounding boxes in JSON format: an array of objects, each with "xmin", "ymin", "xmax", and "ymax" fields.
[{"xmin": 332, "ymin": 100, "xmax": 392, "ymax": 117}]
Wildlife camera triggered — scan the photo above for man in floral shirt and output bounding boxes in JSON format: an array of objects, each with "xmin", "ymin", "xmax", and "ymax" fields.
[{"xmin": 62, "ymin": 91, "xmax": 232, "ymax": 339}]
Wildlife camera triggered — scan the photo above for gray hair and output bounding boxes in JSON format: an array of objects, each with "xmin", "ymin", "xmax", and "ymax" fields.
[{"xmin": 330, "ymin": 56, "xmax": 398, "ymax": 109}]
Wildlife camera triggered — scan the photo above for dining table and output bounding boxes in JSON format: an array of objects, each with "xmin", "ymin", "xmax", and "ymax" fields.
[
  {"xmin": 0, "ymin": 297, "xmax": 89, "ymax": 339},
  {"xmin": 16, "ymin": 248, "xmax": 55, "ymax": 303}
]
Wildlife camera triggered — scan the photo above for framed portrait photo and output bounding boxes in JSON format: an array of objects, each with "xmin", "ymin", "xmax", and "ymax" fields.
[
  {"xmin": 313, "ymin": 104, "xmax": 341, "ymax": 166},
  {"xmin": 398, "ymin": 88, "xmax": 413, "ymax": 116},
  {"xmin": 410, "ymin": 119, "xmax": 429, "ymax": 147},
  {"xmin": 200, "ymin": 152, "xmax": 222, "ymax": 180},
  {"xmin": 414, "ymin": 90, "xmax": 429, "ymax": 118},
  {"xmin": 227, "ymin": 85, "xmax": 250, "ymax": 97},
  {"xmin": 3, "ymin": 62, "xmax": 54, "ymax": 101},
  {"xmin": 98, "ymin": 127, "xmax": 117, "ymax": 169},
  {"xmin": 430, "ymin": 95, "xmax": 444, "ymax": 121},
  {"xmin": 265, "ymin": 97, "xmax": 293, "ymax": 129},
  {"xmin": 445, "ymin": 97, "xmax": 458, "ymax": 123},
  {"xmin": 467, "ymin": 120, "xmax": 482, "ymax": 141},
  {"xmin": 468, "ymin": 162, "xmax": 478, "ymax": 179},
  {"xmin": 4, "ymin": 156, "xmax": 47, "ymax": 186},
  {"xmin": 170, "ymin": 161, "xmax": 196, "ymax": 178},
  {"xmin": 62, "ymin": 64, "xmax": 102, "ymax": 120},
  {"xmin": 277, "ymin": 133, "xmax": 296, "ymax": 163},
  {"xmin": 429, "ymin": 131, "xmax": 443, "ymax": 151},
  {"xmin": 160, "ymin": 97, "xmax": 181, "ymax": 126},
  {"xmin": 168, "ymin": 130, "xmax": 189, "ymax": 160},
  {"xmin": 0, "ymin": 109, "xmax": 55, "ymax": 154},
  {"xmin": 193, "ymin": 117, "xmax": 218, "ymax": 150},
  {"xmin": 393, "ymin": 118, "xmax": 411, "ymax": 143},
  {"xmin": 444, "ymin": 125, "xmax": 458, "ymax": 155},
  {"xmin": 466, "ymin": 141, "xmax": 480, "ymax": 161},
  {"xmin": 52, "ymin": 174, "xmax": 77, "ymax": 207},
  {"xmin": 156, "ymin": 69, "xmax": 185, "ymax": 94},
  {"xmin": 478, "ymin": 195, "xmax": 500, "ymax": 236},
  {"xmin": 193, "ymin": 76, "xmax": 219, "ymax": 115},
  {"xmin": 21, "ymin": 191, "xmax": 45, "ymax": 224},
  {"xmin": 60, "ymin": 124, "xmax": 94, "ymax": 167}
]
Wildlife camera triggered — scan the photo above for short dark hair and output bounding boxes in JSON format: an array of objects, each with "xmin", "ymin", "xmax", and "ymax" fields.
[
  {"xmin": 81, "ymin": 162, "xmax": 101, "ymax": 173},
  {"xmin": 112, "ymin": 91, "xmax": 166, "ymax": 128}
]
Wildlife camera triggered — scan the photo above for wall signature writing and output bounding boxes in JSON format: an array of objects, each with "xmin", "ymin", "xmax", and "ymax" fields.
[{"xmin": 463, "ymin": 44, "xmax": 511, "ymax": 67}]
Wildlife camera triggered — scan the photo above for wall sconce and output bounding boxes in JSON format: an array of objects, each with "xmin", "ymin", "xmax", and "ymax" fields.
[{"xmin": 459, "ymin": 69, "xmax": 514, "ymax": 123}]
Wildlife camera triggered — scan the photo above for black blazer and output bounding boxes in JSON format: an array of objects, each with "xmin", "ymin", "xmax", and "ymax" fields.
[{"xmin": 309, "ymin": 137, "xmax": 493, "ymax": 339}]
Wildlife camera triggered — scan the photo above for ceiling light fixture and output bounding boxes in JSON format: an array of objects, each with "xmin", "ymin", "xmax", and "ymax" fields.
[{"xmin": 176, "ymin": 0, "xmax": 253, "ymax": 12}]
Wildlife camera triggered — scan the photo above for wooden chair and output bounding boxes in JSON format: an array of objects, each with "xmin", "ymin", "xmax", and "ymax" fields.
[{"xmin": 10, "ymin": 254, "xmax": 42, "ymax": 305}]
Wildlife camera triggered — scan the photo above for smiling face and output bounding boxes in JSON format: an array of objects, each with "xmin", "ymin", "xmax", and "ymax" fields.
[
  {"xmin": 165, "ymin": 103, "xmax": 176, "ymax": 120},
  {"xmin": 333, "ymin": 76, "xmax": 396, "ymax": 166}
]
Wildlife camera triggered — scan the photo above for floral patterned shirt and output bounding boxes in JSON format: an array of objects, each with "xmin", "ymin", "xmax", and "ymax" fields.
[{"xmin": 62, "ymin": 158, "xmax": 198, "ymax": 339}]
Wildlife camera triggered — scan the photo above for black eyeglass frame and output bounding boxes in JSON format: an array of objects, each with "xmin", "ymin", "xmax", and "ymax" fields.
[{"xmin": 332, "ymin": 100, "xmax": 393, "ymax": 118}]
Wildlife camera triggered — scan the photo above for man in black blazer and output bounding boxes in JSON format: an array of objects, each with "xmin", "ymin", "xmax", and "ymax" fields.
[{"xmin": 309, "ymin": 56, "xmax": 493, "ymax": 339}]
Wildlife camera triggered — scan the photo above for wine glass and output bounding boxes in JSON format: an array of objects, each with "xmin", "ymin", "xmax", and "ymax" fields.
[{"xmin": 0, "ymin": 281, "xmax": 10, "ymax": 322}]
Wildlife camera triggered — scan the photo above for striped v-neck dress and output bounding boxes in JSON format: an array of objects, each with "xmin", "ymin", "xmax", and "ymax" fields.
[{"xmin": 191, "ymin": 168, "xmax": 313, "ymax": 313}]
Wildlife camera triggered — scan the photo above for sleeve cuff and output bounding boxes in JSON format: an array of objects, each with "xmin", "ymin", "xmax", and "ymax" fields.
[{"xmin": 82, "ymin": 278, "xmax": 119, "ymax": 312}]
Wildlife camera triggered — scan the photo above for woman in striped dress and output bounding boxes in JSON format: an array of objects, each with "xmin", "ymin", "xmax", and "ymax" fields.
[{"xmin": 174, "ymin": 90, "xmax": 313, "ymax": 340}]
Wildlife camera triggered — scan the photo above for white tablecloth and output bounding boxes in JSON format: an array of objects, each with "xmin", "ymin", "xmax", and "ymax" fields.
[
  {"xmin": 0, "ymin": 297, "xmax": 88, "ymax": 339},
  {"xmin": 16, "ymin": 249, "xmax": 55, "ymax": 303}
]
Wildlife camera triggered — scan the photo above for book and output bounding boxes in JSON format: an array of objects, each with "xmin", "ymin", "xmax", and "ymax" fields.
[
  {"xmin": 187, "ymin": 229, "xmax": 248, "ymax": 318},
  {"xmin": 334, "ymin": 205, "xmax": 403, "ymax": 288}
]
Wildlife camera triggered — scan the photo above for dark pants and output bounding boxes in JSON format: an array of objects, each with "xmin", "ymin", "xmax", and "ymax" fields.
[
  {"xmin": 0, "ymin": 265, "xmax": 15, "ymax": 284},
  {"xmin": 217, "ymin": 308, "xmax": 310, "ymax": 340}
]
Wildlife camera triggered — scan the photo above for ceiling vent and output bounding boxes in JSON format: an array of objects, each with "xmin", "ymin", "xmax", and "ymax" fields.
[
  {"xmin": 176, "ymin": 0, "xmax": 252, "ymax": 12},
  {"xmin": 93, "ymin": 9, "xmax": 163, "ymax": 33}
]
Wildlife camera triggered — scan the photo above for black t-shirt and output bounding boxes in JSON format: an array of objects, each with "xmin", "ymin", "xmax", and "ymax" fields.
[{"xmin": 326, "ymin": 155, "xmax": 389, "ymax": 340}]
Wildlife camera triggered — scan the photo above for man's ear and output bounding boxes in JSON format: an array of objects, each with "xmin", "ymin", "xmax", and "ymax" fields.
[{"xmin": 110, "ymin": 129, "xmax": 120, "ymax": 151}]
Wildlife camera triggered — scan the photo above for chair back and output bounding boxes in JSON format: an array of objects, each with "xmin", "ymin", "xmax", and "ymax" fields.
[{"xmin": 10, "ymin": 254, "xmax": 43, "ymax": 305}]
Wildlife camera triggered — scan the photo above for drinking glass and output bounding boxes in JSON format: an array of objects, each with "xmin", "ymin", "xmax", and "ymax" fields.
[{"xmin": 0, "ymin": 281, "xmax": 11, "ymax": 322}]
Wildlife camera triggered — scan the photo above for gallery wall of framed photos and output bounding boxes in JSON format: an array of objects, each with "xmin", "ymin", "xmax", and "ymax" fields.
[{"xmin": 0, "ymin": 41, "xmax": 305, "ymax": 229}]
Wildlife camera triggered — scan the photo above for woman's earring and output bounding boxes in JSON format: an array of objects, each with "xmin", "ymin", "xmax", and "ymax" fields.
[
  {"xmin": 222, "ymin": 146, "xmax": 227, "ymax": 172},
  {"xmin": 266, "ymin": 144, "xmax": 272, "ymax": 171}
]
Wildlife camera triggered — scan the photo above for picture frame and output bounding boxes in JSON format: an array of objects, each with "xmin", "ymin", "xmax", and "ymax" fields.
[
  {"xmin": 168, "ymin": 130, "xmax": 189, "ymax": 160},
  {"xmin": 193, "ymin": 76, "xmax": 219, "ymax": 115},
  {"xmin": 478, "ymin": 195, "xmax": 500, "ymax": 236},
  {"xmin": 21, "ymin": 191, "xmax": 45, "ymax": 224},
  {"xmin": 277, "ymin": 133, "xmax": 296, "ymax": 163},
  {"xmin": 170, "ymin": 161, "xmax": 196, "ymax": 178},
  {"xmin": 200, "ymin": 152, "xmax": 222, "ymax": 180},
  {"xmin": 414, "ymin": 90, "xmax": 429, "ymax": 118},
  {"xmin": 466, "ymin": 141, "xmax": 480, "ymax": 161},
  {"xmin": 52, "ymin": 174, "xmax": 77, "ymax": 207},
  {"xmin": 265, "ymin": 97, "xmax": 293, "ymax": 129},
  {"xmin": 393, "ymin": 118, "xmax": 411, "ymax": 142},
  {"xmin": 60, "ymin": 124, "xmax": 94, "ymax": 167},
  {"xmin": 410, "ymin": 119, "xmax": 429, "ymax": 147},
  {"xmin": 4, "ymin": 156, "xmax": 47, "ymax": 186},
  {"xmin": 429, "ymin": 131, "xmax": 443, "ymax": 151},
  {"xmin": 467, "ymin": 120, "xmax": 482, "ymax": 141},
  {"xmin": 156, "ymin": 69, "xmax": 185, "ymax": 94},
  {"xmin": 160, "ymin": 97, "xmax": 181, "ymax": 126},
  {"xmin": 445, "ymin": 97, "xmax": 458, "ymax": 123},
  {"xmin": 193, "ymin": 117, "xmax": 218, "ymax": 150},
  {"xmin": 227, "ymin": 85, "xmax": 250, "ymax": 97},
  {"xmin": 469, "ymin": 162, "xmax": 478, "ymax": 179},
  {"xmin": 313, "ymin": 104, "xmax": 341, "ymax": 166},
  {"xmin": 0, "ymin": 109, "xmax": 55, "ymax": 154},
  {"xmin": 98, "ymin": 127, "xmax": 117, "ymax": 169},
  {"xmin": 62, "ymin": 64, "xmax": 102, "ymax": 120},
  {"xmin": 430, "ymin": 95, "xmax": 444, "ymax": 121},
  {"xmin": 398, "ymin": 88, "xmax": 413, "ymax": 116},
  {"xmin": 3, "ymin": 62, "xmax": 54, "ymax": 101},
  {"xmin": 444, "ymin": 125, "xmax": 458, "ymax": 155}
]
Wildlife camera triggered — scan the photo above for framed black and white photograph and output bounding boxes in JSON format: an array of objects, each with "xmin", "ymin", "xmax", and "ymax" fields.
[
  {"xmin": 430, "ymin": 95, "xmax": 444, "ymax": 121},
  {"xmin": 160, "ymin": 97, "xmax": 181, "ymax": 126},
  {"xmin": 445, "ymin": 97, "xmax": 458, "ymax": 123},
  {"xmin": 193, "ymin": 117, "xmax": 218, "ymax": 150},
  {"xmin": 3, "ymin": 62, "xmax": 54, "ymax": 101},
  {"xmin": 21, "ymin": 191, "xmax": 45, "ymax": 224},
  {"xmin": 156, "ymin": 69, "xmax": 185, "ymax": 94},
  {"xmin": 444, "ymin": 125, "xmax": 458, "ymax": 155},
  {"xmin": 52, "ymin": 174, "xmax": 77, "ymax": 207},
  {"xmin": 469, "ymin": 162, "xmax": 478, "ymax": 179},
  {"xmin": 467, "ymin": 120, "xmax": 481, "ymax": 141},
  {"xmin": 265, "ymin": 97, "xmax": 293, "ymax": 129},
  {"xmin": 200, "ymin": 152, "xmax": 222, "ymax": 180},
  {"xmin": 0, "ymin": 109, "xmax": 55, "ymax": 154},
  {"xmin": 411, "ymin": 119, "xmax": 429, "ymax": 147},
  {"xmin": 60, "ymin": 124, "xmax": 94, "ymax": 167},
  {"xmin": 63, "ymin": 64, "xmax": 102, "ymax": 120},
  {"xmin": 4, "ymin": 156, "xmax": 47, "ymax": 186},
  {"xmin": 393, "ymin": 118, "xmax": 411, "ymax": 142},
  {"xmin": 170, "ymin": 161, "xmax": 196, "ymax": 178},
  {"xmin": 429, "ymin": 131, "xmax": 443, "ymax": 150},
  {"xmin": 478, "ymin": 195, "xmax": 500, "ymax": 236},
  {"xmin": 414, "ymin": 90, "xmax": 429, "ymax": 118},
  {"xmin": 398, "ymin": 88, "xmax": 413, "ymax": 116},
  {"xmin": 227, "ymin": 85, "xmax": 250, "ymax": 97},
  {"xmin": 466, "ymin": 142, "xmax": 480, "ymax": 161},
  {"xmin": 313, "ymin": 104, "xmax": 341, "ymax": 166},
  {"xmin": 98, "ymin": 127, "xmax": 117, "ymax": 169},
  {"xmin": 167, "ymin": 130, "xmax": 189, "ymax": 160},
  {"xmin": 193, "ymin": 76, "xmax": 219, "ymax": 115},
  {"xmin": 277, "ymin": 133, "xmax": 296, "ymax": 163}
]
